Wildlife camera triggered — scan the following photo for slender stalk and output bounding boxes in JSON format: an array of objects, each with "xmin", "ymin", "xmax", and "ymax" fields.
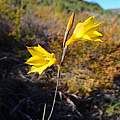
[
  {"xmin": 42, "ymin": 104, "xmax": 47, "ymax": 120},
  {"xmin": 47, "ymin": 12, "xmax": 74, "ymax": 120},
  {"xmin": 63, "ymin": 30, "xmax": 69, "ymax": 48},
  {"xmin": 47, "ymin": 46, "xmax": 68, "ymax": 120},
  {"xmin": 60, "ymin": 46, "xmax": 67, "ymax": 65},
  {"xmin": 47, "ymin": 36, "xmax": 68, "ymax": 120},
  {"xmin": 47, "ymin": 52, "xmax": 66, "ymax": 120},
  {"xmin": 47, "ymin": 65, "xmax": 60, "ymax": 120}
]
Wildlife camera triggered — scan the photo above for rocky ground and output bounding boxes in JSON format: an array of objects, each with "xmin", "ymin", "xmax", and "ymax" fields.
[{"xmin": 0, "ymin": 23, "xmax": 120, "ymax": 120}]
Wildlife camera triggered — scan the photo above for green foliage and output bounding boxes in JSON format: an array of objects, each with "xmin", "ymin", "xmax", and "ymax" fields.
[
  {"xmin": 61, "ymin": 0, "xmax": 103, "ymax": 12},
  {"xmin": 106, "ymin": 101, "xmax": 120, "ymax": 116},
  {"xmin": 54, "ymin": 0, "xmax": 64, "ymax": 13},
  {"xmin": 40, "ymin": 0, "xmax": 53, "ymax": 5},
  {"xmin": 15, "ymin": 0, "xmax": 37, "ymax": 41},
  {"xmin": 0, "ymin": 0, "xmax": 16, "ymax": 20},
  {"xmin": 38, "ymin": 0, "xmax": 103, "ymax": 13},
  {"xmin": 0, "ymin": 0, "xmax": 39, "ymax": 41}
]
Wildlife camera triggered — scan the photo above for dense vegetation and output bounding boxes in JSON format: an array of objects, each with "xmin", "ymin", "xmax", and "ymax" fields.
[{"xmin": 0, "ymin": 0, "xmax": 120, "ymax": 120}]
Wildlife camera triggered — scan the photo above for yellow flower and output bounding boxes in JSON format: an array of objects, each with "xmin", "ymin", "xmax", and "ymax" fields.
[
  {"xmin": 25, "ymin": 44, "xmax": 56, "ymax": 75},
  {"xmin": 65, "ymin": 16, "xmax": 103, "ymax": 47}
]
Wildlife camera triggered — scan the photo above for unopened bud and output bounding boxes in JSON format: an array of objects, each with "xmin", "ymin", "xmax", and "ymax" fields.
[{"xmin": 66, "ymin": 12, "xmax": 75, "ymax": 32}]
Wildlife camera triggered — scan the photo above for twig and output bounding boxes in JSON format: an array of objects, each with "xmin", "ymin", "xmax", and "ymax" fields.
[{"xmin": 0, "ymin": 56, "xmax": 7, "ymax": 61}]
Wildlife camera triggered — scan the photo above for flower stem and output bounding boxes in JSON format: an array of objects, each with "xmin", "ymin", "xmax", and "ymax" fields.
[
  {"xmin": 47, "ymin": 14, "xmax": 70, "ymax": 119},
  {"xmin": 47, "ymin": 65, "xmax": 60, "ymax": 120},
  {"xmin": 60, "ymin": 46, "xmax": 67, "ymax": 65},
  {"xmin": 63, "ymin": 30, "xmax": 69, "ymax": 48},
  {"xmin": 42, "ymin": 104, "xmax": 47, "ymax": 120}
]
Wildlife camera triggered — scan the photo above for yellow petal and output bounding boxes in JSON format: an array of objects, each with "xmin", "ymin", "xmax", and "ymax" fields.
[
  {"xmin": 83, "ymin": 35, "xmax": 91, "ymax": 40},
  {"xmin": 73, "ymin": 23, "xmax": 84, "ymax": 37},
  {"xmin": 84, "ymin": 16, "xmax": 96, "ymax": 30},
  {"xmin": 27, "ymin": 44, "xmax": 50, "ymax": 56},
  {"xmin": 85, "ymin": 23, "xmax": 100, "ymax": 34},
  {"xmin": 28, "ymin": 66, "xmax": 38, "ymax": 74},
  {"xmin": 65, "ymin": 35, "xmax": 76, "ymax": 47},
  {"xmin": 27, "ymin": 47, "xmax": 40, "ymax": 56},
  {"xmin": 25, "ymin": 56, "xmax": 48, "ymax": 66},
  {"xmin": 94, "ymin": 39, "xmax": 103, "ymax": 42},
  {"xmin": 84, "ymin": 16, "xmax": 100, "ymax": 28},
  {"xmin": 86, "ymin": 30, "xmax": 102, "ymax": 38},
  {"xmin": 28, "ymin": 57, "xmax": 56, "ymax": 75},
  {"xmin": 84, "ymin": 16, "xmax": 101, "ymax": 33},
  {"xmin": 28, "ymin": 64, "xmax": 48, "ymax": 75},
  {"xmin": 37, "ymin": 44, "xmax": 50, "ymax": 55},
  {"xmin": 84, "ymin": 16, "xmax": 95, "ymax": 25},
  {"xmin": 73, "ymin": 20, "xmax": 100, "ymax": 40},
  {"xmin": 47, "ymin": 58, "xmax": 56, "ymax": 67},
  {"xmin": 83, "ymin": 31, "xmax": 102, "ymax": 41},
  {"xmin": 93, "ymin": 31, "xmax": 102, "ymax": 37}
]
